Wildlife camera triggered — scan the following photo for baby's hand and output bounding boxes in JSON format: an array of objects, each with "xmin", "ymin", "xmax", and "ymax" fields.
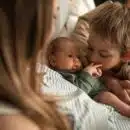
[
  {"xmin": 120, "ymin": 80, "xmax": 130, "ymax": 89},
  {"xmin": 84, "ymin": 63, "xmax": 102, "ymax": 77}
]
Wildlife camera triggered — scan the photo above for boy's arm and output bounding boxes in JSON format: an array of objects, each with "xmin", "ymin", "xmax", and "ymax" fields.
[
  {"xmin": 103, "ymin": 62, "xmax": 130, "ymax": 90},
  {"xmin": 103, "ymin": 74, "xmax": 130, "ymax": 104}
]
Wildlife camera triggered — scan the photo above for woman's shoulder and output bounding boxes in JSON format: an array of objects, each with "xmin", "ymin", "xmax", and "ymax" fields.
[
  {"xmin": 0, "ymin": 114, "xmax": 40, "ymax": 130},
  {"xmin": 0, "ymin": 101, "xmax": 39, "ymax": 130}
]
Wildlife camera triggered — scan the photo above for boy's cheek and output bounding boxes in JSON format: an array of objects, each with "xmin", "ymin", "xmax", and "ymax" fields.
[{"xmin": 81, "ymin": 57, "xmax": 89, "ymax": 68}]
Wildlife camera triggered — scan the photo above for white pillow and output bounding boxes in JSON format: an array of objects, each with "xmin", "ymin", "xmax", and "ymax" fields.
[
  {"xmin": 56, "ymin": 0, "xmax": 95, "ymax": 37},
  {"xmin": 69, "ymin": 0, "xmax": 95, "ymax": 16},
  {"xmin": 54, "ymin": 0, "xmax": 69, "ymax": 38}
]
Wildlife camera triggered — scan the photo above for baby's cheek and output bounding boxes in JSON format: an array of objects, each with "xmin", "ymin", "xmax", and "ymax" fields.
[{"xmin": 65, "ymin": 60, "xmax": 73, "ymax": 67}]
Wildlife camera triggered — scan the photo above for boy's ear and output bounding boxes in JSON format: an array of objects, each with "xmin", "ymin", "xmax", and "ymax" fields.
[{"xmin": 48, "ymin": 55, "xmax": 56, "ymax": 67}]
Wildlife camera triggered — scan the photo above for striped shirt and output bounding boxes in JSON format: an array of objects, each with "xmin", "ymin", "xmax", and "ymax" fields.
[{"xmin": 38, "ymin": 64, "xmax": 130, "ymax": 130}]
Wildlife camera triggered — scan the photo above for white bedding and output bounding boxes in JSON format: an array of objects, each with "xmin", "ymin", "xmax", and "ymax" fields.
[{"xmin": 38, "ymin": 64, "xmax": 130, "ymax": 130}]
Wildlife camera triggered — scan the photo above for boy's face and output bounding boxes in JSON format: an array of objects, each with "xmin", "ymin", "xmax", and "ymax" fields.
[
  {"xmin": 52, "ymin": 42, "xmax": 82, "ymax": 72},
  {"xmin": 87, "ymin": 31, "xmax": 121, "ymax": 71}
]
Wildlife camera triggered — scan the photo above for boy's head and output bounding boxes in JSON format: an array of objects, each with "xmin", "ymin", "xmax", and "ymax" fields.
[
  {"xmin": 87, "ymin": 1, "xmax": 130, "ymax": 71},
  {"xmin": 47, "ymin": 37, "xmax": 82, "ymax": 72}
]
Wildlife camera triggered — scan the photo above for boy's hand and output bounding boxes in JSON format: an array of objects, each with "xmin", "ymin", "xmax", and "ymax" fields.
[
  {"xmin": 120, "ymin": 80, "xmax": 130, "ymax": 89},
  {"xmin": 103, "ymin": 75, "xmax": 130, "ymax": 104},
  {"xmin": 120, "ymin": 80, "xmax": 130, "ymax": 97},
  {"xmin": 84, "ymin": 63, "xmax": 102, "ymax": 77}
]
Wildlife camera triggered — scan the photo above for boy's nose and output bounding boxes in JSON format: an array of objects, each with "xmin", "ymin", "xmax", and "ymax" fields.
[{"xmin": 89, "ymin": 54, "xmax": 98, "ymax": 63}]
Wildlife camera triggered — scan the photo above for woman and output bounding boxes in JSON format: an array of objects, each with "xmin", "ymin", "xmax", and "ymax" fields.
[
  {"xmin": 0, "ymin": 0, "xmax": 70, "ymax": 130},
  {"xmin": 1, "ymin": 0, "xmax": 130, "ymax": 130}
]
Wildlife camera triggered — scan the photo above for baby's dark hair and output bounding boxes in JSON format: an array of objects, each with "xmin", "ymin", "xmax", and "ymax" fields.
[{"xmin": 47, "ymin": 37, "xmax": 75, "ymax": 55}]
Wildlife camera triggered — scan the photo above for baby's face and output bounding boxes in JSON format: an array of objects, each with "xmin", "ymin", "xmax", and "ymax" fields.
[{"xmin": 54, "ymin": 42, "xmax": 82, "ymax": 72}]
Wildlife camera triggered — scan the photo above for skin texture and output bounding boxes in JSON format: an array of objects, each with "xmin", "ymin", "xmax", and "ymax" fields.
[{"xmin": 0, "ymin": 114, "xmax": 40, "ymax": 130}]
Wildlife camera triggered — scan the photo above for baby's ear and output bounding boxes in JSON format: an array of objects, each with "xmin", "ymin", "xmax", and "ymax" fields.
[{"xmin": 48, "ymin": 55, "xmax": 56, "ymax": 67}]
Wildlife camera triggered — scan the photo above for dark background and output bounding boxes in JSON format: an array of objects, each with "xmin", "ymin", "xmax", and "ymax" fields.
[{"xmin": 94, "ymin": 0, "xmax": 126, "ymax": 6}]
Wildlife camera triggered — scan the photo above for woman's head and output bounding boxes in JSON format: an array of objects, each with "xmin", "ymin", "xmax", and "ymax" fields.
[
  {"xmin": 87, "ymin": 1, "xmax": 130, "ymax": 71},
  {"xmin": 0, "ymin": 0, "xmax": 70, "ymax": 129}
]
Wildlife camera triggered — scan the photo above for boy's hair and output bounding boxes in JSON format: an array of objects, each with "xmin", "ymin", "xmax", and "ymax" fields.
[{"xmin": 89, "ymin": 1, "xmax": 130, "ymax": 54}]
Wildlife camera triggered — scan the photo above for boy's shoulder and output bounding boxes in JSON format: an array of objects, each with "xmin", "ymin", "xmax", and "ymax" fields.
[{"xmin": 117, "ymin": 61, "xmax": 130, "ymax": 80}]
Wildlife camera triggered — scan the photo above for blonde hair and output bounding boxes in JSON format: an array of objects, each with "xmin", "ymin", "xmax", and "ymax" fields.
[
  {"xmin": 89, "ymin": 1, "xmax": 130, "ymax": 55},
  {"xmin": 0, "ymin": 0, "xmax": 70, "ymax": 130}
]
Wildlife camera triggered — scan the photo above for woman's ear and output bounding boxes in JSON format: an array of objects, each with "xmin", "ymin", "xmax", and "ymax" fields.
[{"xmin": 48, "ymin": 55, "xmax": 56, "ymax": 67}]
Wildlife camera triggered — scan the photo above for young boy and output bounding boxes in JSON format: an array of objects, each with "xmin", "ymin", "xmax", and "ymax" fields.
[{"xmin": 86, "ymin": 1, "xmax": 130, "ymax": 116}]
